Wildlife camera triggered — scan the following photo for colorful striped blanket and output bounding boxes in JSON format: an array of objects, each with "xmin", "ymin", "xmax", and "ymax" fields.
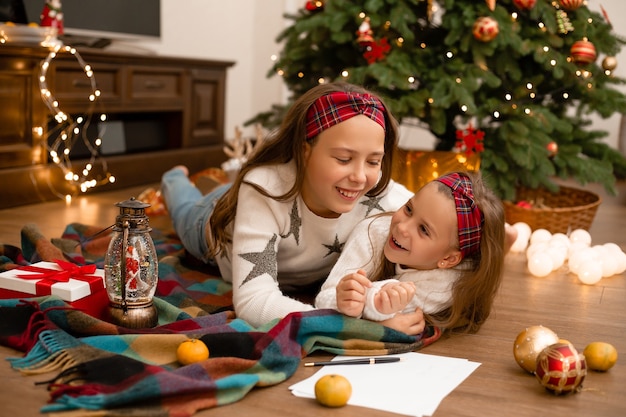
[{"xmin": 0, "ymin": 222, "xmax": 440, "ymax": 416}]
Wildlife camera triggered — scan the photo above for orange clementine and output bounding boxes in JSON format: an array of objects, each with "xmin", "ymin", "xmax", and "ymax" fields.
[
  {"xmin": 583, "ymin": 341, "xmax": 618, "ymax": 371},
  {"xmin": 314, "ymin": 374, "xmax": 352, "ymax": 407},
  {"xmin": 176, "ymin": 338, "xmax": 209, "ymax": 365}
]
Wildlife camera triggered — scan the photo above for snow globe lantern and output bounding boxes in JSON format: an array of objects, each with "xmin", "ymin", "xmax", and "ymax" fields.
[{"xmin": 104, "ymin": 197, "xmax": 158, "ymax": 328}]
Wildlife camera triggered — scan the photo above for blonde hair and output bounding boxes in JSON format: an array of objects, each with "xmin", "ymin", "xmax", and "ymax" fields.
[
  {"xmin": 370, "ymin": 171, "xmax": 505, "ymax": 333},
  {"xmin": 208, "ymin": 82, "xmax": 399, "ymax": 257}
]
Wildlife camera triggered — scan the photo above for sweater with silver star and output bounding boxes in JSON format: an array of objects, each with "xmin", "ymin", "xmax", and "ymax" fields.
[
  {"xmin": 315, "ymin": 215, "xmax": 463, "ymax": 321},
  {"xmin": 213, "ymin": 162, "xmax": 412, "ymax": 327}
]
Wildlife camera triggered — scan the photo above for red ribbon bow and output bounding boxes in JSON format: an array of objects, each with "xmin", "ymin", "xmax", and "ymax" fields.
[{"xmin": 17, "ymin": 259, "xmax": 101, "ymax": 296}]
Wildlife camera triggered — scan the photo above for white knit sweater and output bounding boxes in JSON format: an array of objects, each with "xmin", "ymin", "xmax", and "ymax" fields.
[{"xmin": 213, "ymin": 162, "xmax": 413, "ymax": 327}]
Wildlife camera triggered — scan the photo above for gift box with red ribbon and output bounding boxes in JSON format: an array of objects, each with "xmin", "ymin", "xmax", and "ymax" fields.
[{"xmin": 0, "ymin": 259, "xmax": 109, "ymax": 318}]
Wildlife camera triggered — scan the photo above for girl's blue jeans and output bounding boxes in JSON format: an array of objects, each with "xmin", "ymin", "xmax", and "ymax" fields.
[{"xmin": 161, "ymin": 167, "xmax": 230, "ymax": 262}]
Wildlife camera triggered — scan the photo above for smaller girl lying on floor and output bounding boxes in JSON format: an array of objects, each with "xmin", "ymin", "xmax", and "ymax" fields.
[{"xmin": 315, "ymin": 171, "xmax": 507, "ymax": 333}]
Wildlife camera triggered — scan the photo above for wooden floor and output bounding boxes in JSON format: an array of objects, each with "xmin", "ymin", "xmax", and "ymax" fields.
[{"xmin": 0, "ymin": 180, "xmax": 625, "ymax": 417}]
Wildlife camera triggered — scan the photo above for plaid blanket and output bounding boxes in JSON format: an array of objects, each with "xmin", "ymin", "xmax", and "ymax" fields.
[{"xmin": 0, "ymin": 221, "xmax": 440, "ymax": 416}]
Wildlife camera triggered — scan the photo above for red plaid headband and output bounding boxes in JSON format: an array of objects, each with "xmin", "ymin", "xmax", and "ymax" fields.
[
  {"xmin": 305, "ymin": 91, "xmax": 386, "ymax": 140},
  {"xmin": 434, "ymin": 172, "xmax": 484, "ymax": 258}
]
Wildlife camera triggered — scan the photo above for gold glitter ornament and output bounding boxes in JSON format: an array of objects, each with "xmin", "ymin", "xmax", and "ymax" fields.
[{"xmin": 513, "ymin": 325, "xmax": 559, "ymax": 373}]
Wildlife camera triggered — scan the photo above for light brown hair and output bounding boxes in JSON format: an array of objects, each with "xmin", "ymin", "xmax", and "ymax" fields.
[{"xmin": 208, "ymin": 82, "xmax": 399, "ymax": 257}]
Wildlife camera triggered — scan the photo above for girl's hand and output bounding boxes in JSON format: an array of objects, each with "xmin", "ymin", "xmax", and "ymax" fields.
[
  {"xmin": 379, "ymin": 307, "xmax": 425, "ymax": 336},
  {"xmin": 373, "ymin": 281, "xmax": 416, "ymax": 315},
  {"xmin": 336, "ymin": 269, "xmax": 371, "ymax": 317}
]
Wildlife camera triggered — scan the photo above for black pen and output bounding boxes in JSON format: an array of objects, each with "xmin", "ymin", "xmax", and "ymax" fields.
[{"xmin": 304, "ymin": 357, "xmax": 402, "ymax": 367}]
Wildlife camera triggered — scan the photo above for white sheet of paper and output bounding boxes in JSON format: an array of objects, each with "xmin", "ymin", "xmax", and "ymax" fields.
[{"xmin": 289, "ymin": 352, "xmax": 480, "ymax": 417}]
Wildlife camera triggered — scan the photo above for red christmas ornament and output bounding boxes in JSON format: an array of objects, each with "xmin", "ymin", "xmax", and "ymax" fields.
[
  {"xmin": 513, "ymin": 0, "xmax": 537, "ymax": 10},
  {"xmin": 455, "ymin": 124, "xmax": 485, "ymax": 155},
  {"xmin": 356, "ymin": 17, "xmax": 375, "ymax": 44},
  {"xmin": 363, "ymin": 38, "xmax": 391, "ymax": 64},
  {"xmin": 558, "ymin": 0, "xmax": 584, "ymax": 11},
  {"xmin": 472, "ymin": 17, "xmax": 499, "ymax": 43},
  {"xmin": 535, "ymin": 342, "xmax": 587, "ymax": 395},
  {"xmin": 40, "ymin": 0, "xmax": 64, "ymax": 35},
  {"xmin": 546, "ymin": 141, "xmax": 558, "ymax": 157},
  {"xmin": 570, "ymin": 38, "xmax": 597, "ymax": 65},
  {"xmin": 305, "ymin": 1, "xmax": 324, "ymax": 12}
]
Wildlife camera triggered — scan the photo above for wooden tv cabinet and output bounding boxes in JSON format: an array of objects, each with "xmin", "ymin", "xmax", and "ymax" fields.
[{"xmin": 0, "ymin": 44, "xmax": 233, "ymax": 208}]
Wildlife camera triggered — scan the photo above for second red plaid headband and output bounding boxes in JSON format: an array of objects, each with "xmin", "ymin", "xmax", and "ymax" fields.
[{"xmin": 434, "ymin": 172, "xmax": 484, "ymax": 258}]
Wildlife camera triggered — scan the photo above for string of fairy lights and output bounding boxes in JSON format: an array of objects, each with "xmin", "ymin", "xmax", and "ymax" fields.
[
  {"xmin": 38, "ymin": 43, "xmax": 115, "ymax": 199},
  {"xmin": 272, "ymin": 1, "xmax": 615, "ymax": 123}
]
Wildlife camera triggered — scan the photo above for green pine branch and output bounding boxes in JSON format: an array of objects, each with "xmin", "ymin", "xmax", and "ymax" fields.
[{"xmin": 248, "ymin": 0, "xmax": 626, "ymax": 198}]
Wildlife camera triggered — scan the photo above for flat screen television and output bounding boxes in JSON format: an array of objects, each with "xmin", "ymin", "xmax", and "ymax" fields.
[{"xmin": 21, "ymin": 0, "xmax": 160, "ymax": 47}]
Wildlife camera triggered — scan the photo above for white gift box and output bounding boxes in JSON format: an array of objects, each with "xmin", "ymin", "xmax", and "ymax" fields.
[{"xmin": 0, "ymin": 261, "xmax": 105, "ymax": 302}]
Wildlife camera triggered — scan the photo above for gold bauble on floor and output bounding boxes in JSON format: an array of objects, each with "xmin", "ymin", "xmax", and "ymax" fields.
[{"xmin": 513, "ymin": 325, "xmax": 560, "ymax": 373}]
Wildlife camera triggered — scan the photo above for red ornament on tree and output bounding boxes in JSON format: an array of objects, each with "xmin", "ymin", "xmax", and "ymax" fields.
[
  {"xmin": 513, "ymin": 0, "xmax": 537, "ymax": 10},
  {"xmin": 363, "ymin": 38, "xmax": 391, "ymax": 64},
  {"xmin": 472, "ymin": 17, "xmax": 499, "ymax": 43},
  {"xmin": 356, "ymin": 17, "xmax": 374, "ymax": 44},
  {"xmin": 546, "ymin": 141, "xmax": 558, "ymax": 157},
  {"xmin": 40, "ymin": 0, "xmax": 64, "ymax": 35},
  {"xmin": 558, "ymin": 0, "xmax": 584, "ymax": 11},
  {"xmin": 571, "ymin": 38, "xmax": 597, "ymax": 65},
  {"xmin": 455, "ymin": 124, "xmax": 485, "ymax": 155},
  {"xmin": 535, "ymin": 342, "xmax": 587, "ymax": 395},
  {"xmin": 305, "ymin": 1, "xmax": 324, "ymax": 12}
]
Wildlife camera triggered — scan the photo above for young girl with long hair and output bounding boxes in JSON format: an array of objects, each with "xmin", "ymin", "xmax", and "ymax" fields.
[
  {"xmin": 161, "ymin": 82, "xmax": 425, "ymax": 332},
  {"xmin": 315, "ymin": 171, "xmax": 506, "ymax": 333}
]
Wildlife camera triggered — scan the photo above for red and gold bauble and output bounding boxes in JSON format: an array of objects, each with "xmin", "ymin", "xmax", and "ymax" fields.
[
  {"xmin": 558, "ymin": 0, "xmax": 584, "ymax": 11},
  {"xmin": 535, "ymin": 342, "xmax": 587, "ymax": 394},
  {"xmin": 570, "ymin": 38, "xmax": 597, "ymax": 65},
  {"xmin": 513, "ymin": 0, "xmax": 537, "ymax": 10},
  {"xmin": 472, "ymin": 17, "xmax": 499, "ymax": 43},
  {"xmin": 513, "ymin": 325, "xmax": 560, "ymax": 373}
]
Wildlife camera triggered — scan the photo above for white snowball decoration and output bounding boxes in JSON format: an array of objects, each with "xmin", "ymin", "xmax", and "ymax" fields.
[
  {"xmin": 527, "ymin": 252, "xmax": 554, "ymax": 277},
  {"xmin": 615, "ymin": 251, "xmax": 626, "ymax": 275},
  {"xmin": 603, "ymin": 243, "xmax": 624, "ymax": 256},
  {"xmin": 513, "ymin": 222, "xmax": 532, "ymax": 237},
  {"xmin": 519, "ymin": 226, "xmax": 625, "ymax": 284},
  {"xmin": 600, "ymin": 254, "xmax": 619, "ymax": 278},
  {"xmin": 577, "ymin": 260, "xmax": 603, "ymax": 285},
  {"xmin": 568, "ymin": 247, "xmax": 597, "ymax": 275},
  {"xmin": 551, "ymin": 233, "xmax": 570, "ymax": 248},
  {"xmin": 568, "ymin": 241, "xmax": 590, "ymax": 259},
  {"xmin": 569, "ymin": 229, "xmax": 592, "ymax": 246},
  {"xmin": 530, "ymin": 228, "xmax": 552, "ymax": 245},
  {"xmin": 510, "ymin": 222, "xmax": 532, "ymax": 253},
  {"xmin": 546, "ymin": 245, "xmax": 567, "ymax": 270},
  {"xmin": 526, "ymin": 242, "xmax": 550, "ymax": 259}
]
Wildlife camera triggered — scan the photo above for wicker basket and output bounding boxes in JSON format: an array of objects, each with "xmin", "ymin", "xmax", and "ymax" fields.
[{"xmin": 503, "ymin": 185, "xmax": 601, "ymax": 234}]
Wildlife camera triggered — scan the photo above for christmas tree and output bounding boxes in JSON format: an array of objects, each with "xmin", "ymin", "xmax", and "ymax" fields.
[{"xmin": 251, "ymin": 0, "xmax": 626, "ymax": 200}]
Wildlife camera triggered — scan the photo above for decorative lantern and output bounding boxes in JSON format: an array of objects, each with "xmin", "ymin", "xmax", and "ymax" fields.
[{"xmin": 104, "ymin": 197, "xmax": 158, "ymax": 328}]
